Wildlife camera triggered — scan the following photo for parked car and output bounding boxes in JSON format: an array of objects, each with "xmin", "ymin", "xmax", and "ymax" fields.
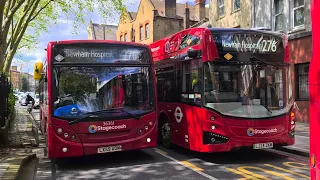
[{"xmin": 33, "ymin": 94, "xmax": 40, "ymax": 109}]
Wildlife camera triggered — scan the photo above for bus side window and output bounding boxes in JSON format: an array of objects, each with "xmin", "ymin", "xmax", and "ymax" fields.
[
  {"xmin": 156, "ymin": 66, "xmax": 178, "ymax": 102},
  {"xmin": 181, "ymin": 59, "xmax": 202, "ymax": 103}
]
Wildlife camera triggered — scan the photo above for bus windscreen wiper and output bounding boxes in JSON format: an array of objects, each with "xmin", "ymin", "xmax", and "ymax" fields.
[
  {"xmin": 68, "ymin": 111, "xmax": 102, "ymax": 125},
  {"xmin": 68, "ymin": 109, "xmax": 140, "ymax": 125}
]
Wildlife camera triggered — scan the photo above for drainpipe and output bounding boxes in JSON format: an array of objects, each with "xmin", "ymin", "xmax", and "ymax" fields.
[{"xmin": 252, "ymin": 0, "xmax": 255, "ymax": 28}]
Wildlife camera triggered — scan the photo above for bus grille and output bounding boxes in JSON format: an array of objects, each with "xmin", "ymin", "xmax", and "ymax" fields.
[{"xmin": 203, "ymin": 132, "xmax": 229, "ymax": 144}]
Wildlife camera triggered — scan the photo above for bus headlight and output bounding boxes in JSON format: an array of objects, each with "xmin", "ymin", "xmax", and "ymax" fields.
[
  {"xmin": 211, "ymin": 116, "xmax": 215, "ymax": 121},
  {"xmin": 211, "ymin": 125, "xmax": 216, "ymax": 130},
  {"xmin": 57, "ymin": 128, "xmax": 63, "ymax": 134}
]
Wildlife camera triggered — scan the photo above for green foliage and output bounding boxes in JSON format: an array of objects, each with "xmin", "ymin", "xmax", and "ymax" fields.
[
  {"xmin": 21, "ymin": 76, "xmax": 29, "ymax": 92},
  {"xmin": 8, "ymin": 89, "xmax": 15, "ymax": 115},
  {"xmin": 59, "ymin": 71, "xmax": 96, "ymax": 101}
]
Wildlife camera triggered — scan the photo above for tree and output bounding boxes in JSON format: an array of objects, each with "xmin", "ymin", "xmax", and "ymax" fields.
[
  {"xmin": 0, "ymin": 0, "xmax": 126, "ymax": 72},
  {"xmin": 21, "ymin": 76, "xmax": 29, "ymax": 92}
]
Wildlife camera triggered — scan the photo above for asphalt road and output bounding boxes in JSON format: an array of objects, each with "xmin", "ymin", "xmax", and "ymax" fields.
[{"xmin": 28, "ymin": 108, "xmax": 310, "ymax": 180}]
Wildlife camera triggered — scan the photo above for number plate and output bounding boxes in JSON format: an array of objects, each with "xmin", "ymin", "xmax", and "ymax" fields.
[
  {"xmin": 253, "ymin": 142, "xmax": 273, "ymax": 149},
  {"xmin": 97, "ymin": 145, "xmax": 122, "ymax": 153}
]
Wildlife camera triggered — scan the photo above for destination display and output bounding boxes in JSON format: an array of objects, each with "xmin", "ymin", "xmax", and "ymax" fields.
[
  {"xmin": 52, "ymin": 44, "xmax": 150, "ymax": 63},
  {"xmin": 213, "ymin": 33, "xmax": 284, "ymax": 53}
]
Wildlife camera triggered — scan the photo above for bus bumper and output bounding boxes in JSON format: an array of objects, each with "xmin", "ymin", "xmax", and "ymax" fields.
[
  {"xmin": 82, "ymin": 124, "xmax": 157, "ymax": 155},
  {"xmin": 47, "ymin": 122, "xmax": 157, "ymax": 159},
  {"xmin": 191, "ymin": 132, "xmax": 295, "ymax": 153}
]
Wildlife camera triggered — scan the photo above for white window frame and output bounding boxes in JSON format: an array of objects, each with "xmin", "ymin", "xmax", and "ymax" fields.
[
  {"xmin": 233, "ymin": 0, "xmax": 240, "ymax": 11},
  {"xmin": 292, "ymin": 0, "xmax": 305, "ymax": 29},
  {"xmin": 145, "ymin": 23, "xmax": 149, "ymax": 39},
  {"xmin": 274, "ymin": 0, "xmax": 284, "ymax": 32},
  {"xmin": 218, "ymin": 0, "xmax": 225, "ymax": 17}
]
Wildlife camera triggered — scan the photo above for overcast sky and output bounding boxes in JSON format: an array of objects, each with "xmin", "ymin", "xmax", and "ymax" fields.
[{"xmin": 13, "ymin": 0, "xmax": 209, "ymax": 75}]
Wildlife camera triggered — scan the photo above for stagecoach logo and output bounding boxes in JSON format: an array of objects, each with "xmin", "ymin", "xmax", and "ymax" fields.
[
  {"xmin": 54, "ymin": 54, "xmax": 65, "ymax": 62},
  {"xmin": 88, "ymin": 125, "xmax": 97, "ymax": 133},
  {"xmin": 247, "ymin": 128, "xmax": 278, "ymax": 136},
  {"xmin": 88, "ymin": 123, "xmax": 127, "ymax": 133}
]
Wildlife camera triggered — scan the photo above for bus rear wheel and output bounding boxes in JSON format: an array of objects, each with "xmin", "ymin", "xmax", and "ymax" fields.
[{"xmin": 159, "ymin": 116, "xmax": 171, "ymax": 148}]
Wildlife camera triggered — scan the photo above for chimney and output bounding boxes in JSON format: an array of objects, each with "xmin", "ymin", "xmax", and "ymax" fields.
[
  {"xmin": 184, "ymin": 3, "xmax": 190, "ymax": 29},
  {"xmin": 195, "ymin": 0, "xmax": 206, "ymax": 21},
  {"xmin": 11, "ymin": 66, "xmax": 17, "ymax": 71},
  {"xmin": 165, "ymin": 0, "xmax": 176, "ymax": 17}
]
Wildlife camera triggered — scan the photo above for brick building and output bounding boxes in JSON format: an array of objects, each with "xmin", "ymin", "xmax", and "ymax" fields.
[
  {"xmin": 116, "ymin": 0, "xmax": 209, "ymax": 44},
  {"xmin": 9, "ymin": 66, "xmax": 20, "ymax": 89},
  {"xmin": 209, "ymin": 0, "xmax": 251, "ymax": 28},
  {"xmin": 88, "ymin": 21, "xmax": 118, "ymax": 40}
]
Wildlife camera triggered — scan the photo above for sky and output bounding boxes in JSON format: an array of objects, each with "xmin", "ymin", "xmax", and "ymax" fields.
[{"xmin": 12, "ymin": 0, "xmax": 209, "ymax": 75}]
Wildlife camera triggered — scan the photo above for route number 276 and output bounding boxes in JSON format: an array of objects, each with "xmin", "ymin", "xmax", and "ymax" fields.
[{"xmin": 259, "ymin": 39, "xmax": 278, "ymax": 52}]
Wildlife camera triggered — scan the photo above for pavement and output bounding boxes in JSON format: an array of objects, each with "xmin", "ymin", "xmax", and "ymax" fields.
[
  {"xmin": 29, "ymin": 109, "xmax": 311, "ymax": 180},
  {"xmin": 277, "ymin": 122, "xmax": 310, "ymax": 156},
  {"xmin": 0, "ymin": 102, "xmax": 39, "ymax": 180}
]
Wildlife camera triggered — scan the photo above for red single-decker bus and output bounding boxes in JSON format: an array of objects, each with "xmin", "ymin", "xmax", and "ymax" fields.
[
  {"xmin": 151, "ymin": 27, "xmax": 295, "ymax": 153},
  {"xmin": 34, "ymin": 40, "xmax": 157, "ymax": 159}
]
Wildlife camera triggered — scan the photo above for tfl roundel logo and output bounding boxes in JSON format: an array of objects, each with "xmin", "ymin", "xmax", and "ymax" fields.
[
  {"xmin": 88, "ymin": 125, "xmax": 97, "ymax": 133},
  {"xmin": 247, "ymin": 128, "xmax": 255, "ymax": 136}
]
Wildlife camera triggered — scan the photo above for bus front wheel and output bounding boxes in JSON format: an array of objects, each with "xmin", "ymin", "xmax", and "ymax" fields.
[{"xmin": 159, "ymin": 115, "xmax": 172, "ymax": 148}]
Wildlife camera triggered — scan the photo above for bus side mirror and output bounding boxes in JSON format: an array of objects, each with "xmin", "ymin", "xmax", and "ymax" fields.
[{"xmin": 187, "ymin": 48, "xmax": 200, "ymax": 58}]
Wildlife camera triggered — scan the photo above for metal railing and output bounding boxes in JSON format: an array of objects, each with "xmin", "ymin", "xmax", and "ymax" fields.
[{"xmin": 0, "ymin": 73, "xmax": 11, "ymax": 127}]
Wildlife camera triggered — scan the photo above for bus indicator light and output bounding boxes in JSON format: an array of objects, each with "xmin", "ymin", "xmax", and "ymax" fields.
[{"xmin": 312, "ymin": 154, "xmax": 316, "ymax": 168}]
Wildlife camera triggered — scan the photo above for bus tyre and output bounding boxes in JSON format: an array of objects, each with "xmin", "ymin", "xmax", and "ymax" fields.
[{"xmin": 159, "ymin": 116, "xmax": 172, "ymax": 148}]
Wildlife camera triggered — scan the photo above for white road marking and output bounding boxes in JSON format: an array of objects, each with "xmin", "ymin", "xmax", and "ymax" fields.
[{"xmin": 154, "ymin": 148, "xmax": 219, "ymax": 180}]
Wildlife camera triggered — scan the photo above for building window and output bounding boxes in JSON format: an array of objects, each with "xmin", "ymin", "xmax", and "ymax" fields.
[
  {"xmin": 124, "ymin": 33, "xmax": 127, "ymax": 41},
  {"xmin": 132, "ymin": 29, "xmax": 135, "ymax": 42},
  {"xmin": 295, "ymin": 63, "xmax": 309, "ymax": 100},
  {"xmin": 233, "ymin": 0, "xmax": 240, "ymax": 11},
  {"xmin": 218, "ymin": 0, "xmax": 225, "ymax": 17},
  {"xmin": 274, "ymin": 0, "xmax": 284, "ymax": 31},
  {"xmin": 120, "ymin": 35, "xmax": 123, "ymax": 41},
  {"xmin": 293, "ymin": 0, "xmax": 304, "ymax": 28},
  {"xmin": 145, "ymin": 23, "xmax": 149, "ymax": 39},
  {"xmin": 140, "ymin": 26, "xmax": 143, "ymax": 41}
]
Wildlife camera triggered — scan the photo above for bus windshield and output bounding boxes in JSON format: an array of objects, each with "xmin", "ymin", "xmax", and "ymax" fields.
[
  {"xmin": 203, "ymin": 62, "xmax": 293, "ymax": 118},
  {"xmin": 52, "ymin": 66, "xmax": 155, "ymax": 119}
]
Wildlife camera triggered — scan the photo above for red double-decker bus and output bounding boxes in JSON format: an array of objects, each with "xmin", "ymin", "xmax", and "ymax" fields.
[
  {"xmin": 309, "ymin": 0, "xmax": 318, "ymax": 178},
  {"xmin": 151, "ymin": 27, "xmax": 295, "ymax": 153},
  {"xmin": 34, "ymin": 40, "xmax": 157, "ymax": 159}
]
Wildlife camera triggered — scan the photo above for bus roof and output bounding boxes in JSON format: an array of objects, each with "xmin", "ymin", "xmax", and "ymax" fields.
[
  {"xmin": 151, "ymin": 27, "xmax": 284, "ymax": 45},
  {"xmin": 46, "ymin": 39, "xmax": 150, "ymax": 48}
]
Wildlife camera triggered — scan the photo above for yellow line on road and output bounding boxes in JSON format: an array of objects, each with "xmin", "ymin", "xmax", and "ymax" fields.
[
  {"xmin": 153, "ymin": 148, "xmax": 167, "ymax": 155},
  {"xmin": 181, "ymin": 161, "xmax": 204, "ymax": 171},
  {"xmin": 226, "ymin": 168, "xmax": 260, "ymax": 180},
  {"xmin": 283, "ymin": 162, "xmax": 309, "ymax": 170},
  {"xmin": 264, "ymin": 164, "xmax": 309, "ymax": 179},
  {"xmin": 238, "ymin": 166, "xmax": 295, "ymax": 180}
]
